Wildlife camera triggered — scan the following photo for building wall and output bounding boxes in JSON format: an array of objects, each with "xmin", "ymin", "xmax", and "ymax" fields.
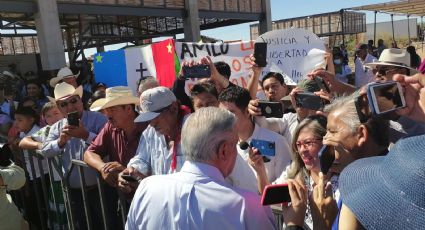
[{"xmin": 365, "ymin": 18, "xmax": 418, "ymax": 40}]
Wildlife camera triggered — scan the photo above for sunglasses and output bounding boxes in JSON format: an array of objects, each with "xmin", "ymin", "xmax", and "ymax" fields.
[
  {"xmin": 58, "ymin": 97, "xmax": 79, "ymax": 108},
  {"xmin": 372, "ymin": 66, "xmax": 403, "ymax": 76}
]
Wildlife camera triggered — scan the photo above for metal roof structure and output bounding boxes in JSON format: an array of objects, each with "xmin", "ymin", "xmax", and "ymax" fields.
[
  {"xmin": 0, "ymin": 0, "xmax": 270, "ymax": 63},
  {"xmin": 349, "ymin": 0, "xmax": 425, "ymax": 17}
]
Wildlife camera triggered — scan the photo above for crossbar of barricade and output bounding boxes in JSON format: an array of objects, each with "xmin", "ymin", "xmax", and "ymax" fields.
[
  {"xmin": 14, "ymin": 148, "xmax": 285, "ymax": 230},
  {"xmin": 11, "ymin": 149, "xmax": 130, "ymax": 230}
]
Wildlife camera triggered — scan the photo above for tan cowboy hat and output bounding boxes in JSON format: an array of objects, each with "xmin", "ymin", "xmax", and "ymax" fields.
[
  {"xmin": 90, "ymin": 86, "xmax": 139, "ymax": 111},
  {"xmin": 47, "ymin": 82, "xmax": 83, "ymax": 102},
  {"xmin": 365, "ymin": 48, "xmax": 418, "ymax": 74},
  {"xmin": 50, "ymin": 67, "xmax": 80, "ymax": 87}
]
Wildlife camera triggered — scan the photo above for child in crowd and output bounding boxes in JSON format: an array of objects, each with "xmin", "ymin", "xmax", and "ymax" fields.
[
  {"xmin": 14, "ymin": 106, "xmax": 49, "ymax": 229},
  {"xmin": 19, "ymin": 102, "xmax": 66, "ymax": 229}
]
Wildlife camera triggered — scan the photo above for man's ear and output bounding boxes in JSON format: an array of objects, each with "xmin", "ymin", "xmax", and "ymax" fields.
[
  {"xmin": 169, "ymin": 101, "xmax": 178, "ymax": 113},
  {"xmin": 216, "ymin": 140, "xmax": 228, "ymax": 162},
  {"xmin": 357, "ymin": 124, "xmax": 368, "ymax": 147}
]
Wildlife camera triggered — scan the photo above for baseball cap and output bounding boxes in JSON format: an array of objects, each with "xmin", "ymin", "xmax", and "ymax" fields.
[{"xmin": 134, "ymin": 86, "xmax": 176, "ymax": 123}]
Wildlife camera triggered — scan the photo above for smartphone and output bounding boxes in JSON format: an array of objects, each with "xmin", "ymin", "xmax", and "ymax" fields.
[
  {"xmin": 295, "ymin": 92, "xmax": 324, "ymax": 111},
  {"xmin": 67, "ymin": 111, "xmax": 79, "ymax": 126},
  {"xmin": 254, "ymin": 42, "xmax": 267, "ymax": 67},
  {"xmin": 367, "ymin": 81, "xmax": 406, "ymax": 115},
  {"xmin": 261, "ymin": 183, "xmax": 290, "ymax": 205},
  {"xmin": 182, "ymin": 65, "xmax": 211, "ymax": 79},
  {"xmin": 318, "ymin": 145, "xmax": 334, "ymax": 175},
  {"xmin": 121, "ymin": 174, "xmax": 139, "ymax": 182},
  {"xmin": 257, "ymin": 101, "xmax": 283, "ymax": 118},
  {"xmin": 250, "ymin": 139, "xmax": 275, "ymax": 157}
]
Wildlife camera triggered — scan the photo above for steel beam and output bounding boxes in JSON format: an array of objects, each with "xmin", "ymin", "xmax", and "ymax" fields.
[
  {"xmin": 199, "ymin": 10, "xmax": 261, "ymax": 20},
  {"xmin": 57, "ymin": 4, "xmax": 184, "ymax": 18},
  {"xmin": 0, "ymin": 1, "xmax": 36, "ymax": 13}
]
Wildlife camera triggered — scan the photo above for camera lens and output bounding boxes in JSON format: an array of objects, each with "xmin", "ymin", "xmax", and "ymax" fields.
[{"xmin": 265, "ymin": 106, "xmax": 272, "ymax": 114}]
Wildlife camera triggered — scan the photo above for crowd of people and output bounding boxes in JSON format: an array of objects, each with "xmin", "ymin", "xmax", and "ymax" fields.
[{"xmin": 0, "ymin": 39, "xmax": 424, "ymax": 230}]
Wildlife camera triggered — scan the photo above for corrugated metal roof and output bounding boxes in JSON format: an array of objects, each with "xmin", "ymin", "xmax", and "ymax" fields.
[{"xmin": 350, "ymin": 0, "xmax": 425, "ymax": 17}]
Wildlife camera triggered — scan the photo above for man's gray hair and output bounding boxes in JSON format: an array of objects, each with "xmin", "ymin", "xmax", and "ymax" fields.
[
  {"xmin": 182, "ymin": 107, "xmax": 236, "ymax": 162},
  {"xmin": 138, "ymin": 76, "xmax": 159, "ymax": 95},
  {"xmin": 324, "ymin": 93, "xmax": 361, "ymax": 132}
]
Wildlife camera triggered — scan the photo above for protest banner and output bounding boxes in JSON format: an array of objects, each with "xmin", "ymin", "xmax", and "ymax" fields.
[
  {"xmin": 256, "ymin": 28, "xmax": 326, "ymax": 85},
  {"xmin": 175, "ymin": 41, "xmax": 254, "ymax": 94}
]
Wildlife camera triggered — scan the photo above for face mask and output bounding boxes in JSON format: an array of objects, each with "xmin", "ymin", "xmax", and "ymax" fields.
[{"xmin": 334, "ymin": 59, "xmax": 342, "ymax": 65}]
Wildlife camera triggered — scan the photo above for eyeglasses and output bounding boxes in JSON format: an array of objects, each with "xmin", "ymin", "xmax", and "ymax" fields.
[
  {"xmin": 372, "ymin": 66, "xmax": 403, "ymax": 76},
  {"xmin": 295, "ymin": 139, "xmax": 322, "ymax": 150},
  {"xmin": 58, "ymin": 97, "xmax": 79, "ymax": 108}
]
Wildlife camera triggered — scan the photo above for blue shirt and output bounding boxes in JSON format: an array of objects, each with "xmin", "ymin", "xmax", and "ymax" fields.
[
  {"xmin": 126, "ymin": 161, "xmax": 277, "ymax": 230},
  {"xmin": 42, "ymin": 111, "xmax": 107, "ymax": 188}
]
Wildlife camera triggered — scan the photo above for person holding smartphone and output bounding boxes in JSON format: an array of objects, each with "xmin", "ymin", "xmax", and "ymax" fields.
[
  {"xmin": 126, "ymin": 107, "xmax": 276, "ymax": 229},
  {"xmin": 249, "ymin": 115, "xmax": 339, "ymax": 229},
  {"xmin": 42, "ymin": 82, "xmax": 107, "ymax": 229},
  {"xmin": 218, "ymin": 86, "xmax": 291, "ymax": 193}
]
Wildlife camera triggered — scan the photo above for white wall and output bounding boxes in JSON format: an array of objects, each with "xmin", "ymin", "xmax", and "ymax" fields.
[{"xmin": 365, "ymin": 18, "xmax": 418, "ymax": 40}]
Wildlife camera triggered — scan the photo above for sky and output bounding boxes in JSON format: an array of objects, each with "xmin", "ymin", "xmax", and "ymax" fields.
[
  {"xmin": 30, "ymin": 0, "xmax": 419, "ymax": 60},
  {"xmin": 199, "ymin": 0, "xmax": 418, "ymax": 41}
]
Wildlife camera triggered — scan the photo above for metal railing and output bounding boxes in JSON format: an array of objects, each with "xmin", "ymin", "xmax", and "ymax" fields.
[
  {"xmin": 11, "ymin": 148, "xmax": 285, "ymax": 230},
  {"xmin": 11, "ymin": 149, "xmax": 129, "ymax": 230}
]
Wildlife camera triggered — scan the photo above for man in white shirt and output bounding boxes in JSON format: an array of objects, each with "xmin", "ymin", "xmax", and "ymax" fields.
[
  {"xmin": 218, "ymin": 86, "xmax": 291, "ymax": 193},
  {"xmin": 118, "ymin": 87, "xmax": 191, "ymax": 194},
  {"xmin": 355, "ymin": 44, "xmax": 377, "ymax": 88},
  {"xmin": 126, "ymin": 107, "xmax": 276, "ymax": 230}
]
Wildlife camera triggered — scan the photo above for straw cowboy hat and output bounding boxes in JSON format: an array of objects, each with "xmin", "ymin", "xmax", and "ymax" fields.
[
  {"xmin": 365, "ymin": 48, "xmax": 418, "ymax": 74},
  {"xmin": 47, "ymin": 82, "xmax": 83, "ymax": 102},
  {"xmin": 50, "ymin": 67, "xmax": 80, "ymax": 87},
  {"xmin": 90, "ymin": 86, "xmax": 139, "ymax": 111}
]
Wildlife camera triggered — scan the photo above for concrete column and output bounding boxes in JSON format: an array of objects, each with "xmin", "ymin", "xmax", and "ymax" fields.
[
  {"xmin": 65, "ymin": 28, "xmax": 75, "ymax": 62},
  {"xmin": 259, "ymin": 0, "xmax": 272, "ymax": 35},
  {"xmin": 183, "ymin": 0, "xmax": 200, "ymax": 42},
  {"xmin": 34, "ymin": 0, "xmax": 66, "ymax": 70}
]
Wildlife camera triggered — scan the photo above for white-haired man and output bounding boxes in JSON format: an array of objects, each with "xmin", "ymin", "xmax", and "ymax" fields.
[
  {"xmin": 126, "ymin": 107, "xmax": 276, "ymax": 229},
  {"xmin": 118, "ymin": 86, "xmax": 191, "ymax": 193}
]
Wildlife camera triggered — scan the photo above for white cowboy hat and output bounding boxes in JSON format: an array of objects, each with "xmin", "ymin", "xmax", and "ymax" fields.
[
  {"xmin": 47, "ymin": 82, "xmax": 83, "ymax": 102},
  {"xmin": 90, "ymin": 86, "xmax": 139, "ymax": 111},
  {"xmin": 50, "ymin": 67, "xmax": 80, "ymax": 87},
  {"xmin": 365, "ymin": 48, "xmax": 418, "ymax": 74}
]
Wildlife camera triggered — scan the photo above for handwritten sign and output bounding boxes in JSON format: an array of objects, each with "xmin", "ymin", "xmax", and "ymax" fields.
[
  {"xmin": 175, "ymin": 41, "xmax": 254, "ymax": 94},
  {"xmin": 256, "ymin": 28, "xmax": 325, "ymax": 85}
]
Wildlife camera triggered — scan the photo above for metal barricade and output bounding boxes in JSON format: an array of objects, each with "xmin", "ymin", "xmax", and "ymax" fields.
[{"xmin": 12, "ymin": 149, "xmax": 129, "ymax": 230}]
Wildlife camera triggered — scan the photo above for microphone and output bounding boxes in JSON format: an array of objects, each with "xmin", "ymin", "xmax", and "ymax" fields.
[{"xmin": 239, "ymin": 141, "xmax": 249, "ymax": 150}]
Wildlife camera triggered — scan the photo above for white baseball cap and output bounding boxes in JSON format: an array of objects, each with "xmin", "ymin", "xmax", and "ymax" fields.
[{"xmin": 134, "ymin": 86, "xmax": 176, "ymax": 123}]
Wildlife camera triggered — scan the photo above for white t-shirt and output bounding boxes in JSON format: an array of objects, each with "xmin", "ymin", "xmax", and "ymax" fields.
[
  {"xmin": 226, "ymin": 124, "xmax": 292, "ymax": 193},
  {"xmin": 255, "ymin": 112, "xmax": 299, "ymax": 144},
  {"xmin": 355, "ymin": 54, "xmax": 377, "ymax": 88},
  {"xmin": 20, "ymin": 125, "xmax": 49, "ymax": 180}
]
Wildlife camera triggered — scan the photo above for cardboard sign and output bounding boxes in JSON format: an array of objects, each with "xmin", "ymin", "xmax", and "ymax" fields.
[
  {"xmin": 175, "ymin": 41, "xmax": 255, "ymax": 94},
  {"xmin": 256, "ymin": 28, "xmax": 325, "ymax": 85}
]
